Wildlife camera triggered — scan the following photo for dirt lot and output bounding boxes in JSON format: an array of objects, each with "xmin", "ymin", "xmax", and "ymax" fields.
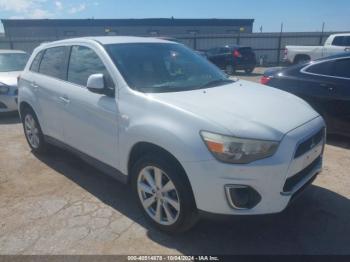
[{"xmin": 1, "ymin": 68, "xmax": 350, "ymax": 255}]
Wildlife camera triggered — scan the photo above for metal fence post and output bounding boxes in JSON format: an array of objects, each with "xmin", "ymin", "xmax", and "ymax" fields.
[
  {"xmin": 276, "ymin": 23, "xmax": 284, "ymax": 65},
  {"xmin": 193, "ymin": 35, "xmax": 197, "ymax": 50}
]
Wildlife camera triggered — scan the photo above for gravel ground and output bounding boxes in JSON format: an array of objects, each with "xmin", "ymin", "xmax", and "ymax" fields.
[{"xmin": 0, "ymin": 68, "xmax": 349, "ymax": 255}]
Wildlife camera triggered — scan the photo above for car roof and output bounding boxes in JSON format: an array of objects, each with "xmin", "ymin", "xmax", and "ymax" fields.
[
  {"xmin": 44, "ymin": 36, "xmax": 174, "ymax": 46},
  {"xmin": 330, "ymin": 33, "xmax": 350, "ymax": 37},
  {"xmin": 315, "ymin": 52, "xmax": 350, "ymax": 62},
  {"xmin": 0, "ymin": 49, "xmax": 27, "ymax": 54}
]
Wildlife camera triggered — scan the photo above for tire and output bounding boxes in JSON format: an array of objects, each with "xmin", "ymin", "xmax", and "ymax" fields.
[
  {"xmin": 225, "ymin": 64, "xmax": 235, "ymax": 75},
  {"xmin": 21, "ymin": 107, "xmax": 48, "ymax": 154},
  {"xmin": 245, "ymin": 67, "xmax": 255, "ymax": 74},
  {"xmin": 294, "ymin": 55, "xmax": 310, "ymax": 64},
  {"xmin": 131, "ymin": 153, "xmax": 198, "ymax": 233}
]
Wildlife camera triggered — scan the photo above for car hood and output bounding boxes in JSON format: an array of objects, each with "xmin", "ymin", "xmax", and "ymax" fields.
[
  {"xmin": 0, "ymin": 71, "xmax": 21, "ymax": 87},
  {"xmin": 151, "ymin": 80, "xmax": 319, "ymax": 141}
]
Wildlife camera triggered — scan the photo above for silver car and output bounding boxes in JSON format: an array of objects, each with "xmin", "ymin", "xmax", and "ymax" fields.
[{"xmin": 0, "ymin": 50, "xmax": 29, "ymax": 113}]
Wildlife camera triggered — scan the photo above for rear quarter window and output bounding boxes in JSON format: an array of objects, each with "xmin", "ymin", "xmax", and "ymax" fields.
[
  {"xmin": 304, "ymin": 61, "xmax": 333, "ymax": 75},
  {"xmin": 29, "ymin": 51, "xmax": 43, "ymax": 72}
]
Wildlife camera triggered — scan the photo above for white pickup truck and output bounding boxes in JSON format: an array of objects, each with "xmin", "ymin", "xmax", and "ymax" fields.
[{"xmin": 284, "ymin": 33, "xmax": 350, "ymax": 64}]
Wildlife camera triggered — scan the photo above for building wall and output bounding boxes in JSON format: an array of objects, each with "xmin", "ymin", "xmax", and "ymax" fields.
[{"xmin": 4, "ymin": 25, "xmax": 253, "ymax": 38}]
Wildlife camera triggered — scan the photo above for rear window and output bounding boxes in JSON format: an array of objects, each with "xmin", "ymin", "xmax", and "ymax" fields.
[{"xmin": 39, "ymin": 47, "xmax": 68, "ymax": 80}]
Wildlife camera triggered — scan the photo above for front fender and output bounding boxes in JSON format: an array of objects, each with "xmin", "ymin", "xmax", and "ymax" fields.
[{"xmin": 117, "ymin": 118, "xmax": 214, "ymax": 175}]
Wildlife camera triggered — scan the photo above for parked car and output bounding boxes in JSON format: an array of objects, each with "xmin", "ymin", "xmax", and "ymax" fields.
[
  {"xmin": 0, "ymin": 50, "xmax": 29, "ymax": 113},
  {"xmin": 284, "ymin": 33, "xmax": 350, "ymax": 64},
  {"xmin": 261, "ymin": 53, "xmax": 350, "ymax": 137},
  {"xmin": 206, "ymin": 45, "xmax": 256, "ymax": 75},
  {"xmin": 19, "ymin": 37, "xmax": 325, "ymax": 233}
]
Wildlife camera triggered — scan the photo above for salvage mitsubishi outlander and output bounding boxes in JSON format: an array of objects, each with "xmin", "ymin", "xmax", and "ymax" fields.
[{"xmin": 18, "ymin": 37, "xmax": 326, "ymax": 232}]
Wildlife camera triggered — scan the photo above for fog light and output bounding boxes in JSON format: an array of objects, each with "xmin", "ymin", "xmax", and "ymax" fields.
[{"xmin": 225, "ymin": 185, "xmax": 261, "ymax": 210}]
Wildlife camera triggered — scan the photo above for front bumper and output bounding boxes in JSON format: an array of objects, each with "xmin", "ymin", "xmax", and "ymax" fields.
[
  {"xmin": 0, "ymin": 93, "xmax": 18, "ymax": 113},
  {"xmin": 182, "ymin": 116, "xmax": 325, "ymax": 215}
]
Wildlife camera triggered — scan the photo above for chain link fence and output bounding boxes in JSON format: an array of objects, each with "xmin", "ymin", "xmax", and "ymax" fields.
[{"xmin": 0, "ymin": 31, "xmax": 348, "ymax": 65}]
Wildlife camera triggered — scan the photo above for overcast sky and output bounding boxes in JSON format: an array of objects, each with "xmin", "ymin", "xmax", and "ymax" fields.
[{"xmin": 0, "ymin": 0, "xmax": 349, "ymax": 33}]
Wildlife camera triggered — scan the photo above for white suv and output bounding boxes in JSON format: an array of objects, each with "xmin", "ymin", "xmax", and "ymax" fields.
[{"xmin": 18, "ymin": 37, "xmax": 325, "ymax": 232}]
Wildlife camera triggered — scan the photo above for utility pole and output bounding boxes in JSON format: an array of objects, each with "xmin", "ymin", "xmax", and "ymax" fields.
[
  {"xmin": 320, "ymin": 22, "xmax": 325, "ymax": 45},
  {"xmin": 277, "ymin": 22, "xmax": 284, "ymax": 65}
]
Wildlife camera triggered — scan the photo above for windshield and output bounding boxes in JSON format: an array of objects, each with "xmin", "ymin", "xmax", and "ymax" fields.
[
  {"xmin": 0, "ymin": 53, "xmax": 29, "ymax": 72},
  {"xmin": 106, "ymin": 43, "xmax": 233, "ymax": 93}
]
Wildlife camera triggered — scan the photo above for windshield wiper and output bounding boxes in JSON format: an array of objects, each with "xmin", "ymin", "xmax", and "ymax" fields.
[{"xmin": 200, "ymin": 79, "xmax": 234, "ymax": 88}]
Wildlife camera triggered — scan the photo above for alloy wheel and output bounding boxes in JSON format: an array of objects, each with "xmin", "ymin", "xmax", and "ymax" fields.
[
  {"xmin": 24, "ymin": 114, "xmax": 40, "ymax": 149},
  {"xmin": 137, "ymin": 166, "xmax": 180, "ymax": 225}
]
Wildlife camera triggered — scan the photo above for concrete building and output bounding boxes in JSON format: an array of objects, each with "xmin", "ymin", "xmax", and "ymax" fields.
[{"xmin": 1, "ymin": 18, "xmax": 254, "ymax": 39}]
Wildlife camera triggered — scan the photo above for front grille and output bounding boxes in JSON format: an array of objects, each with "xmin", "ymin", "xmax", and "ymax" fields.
[
  {"xmin": 294, "ymin": 128, "xmax": 325, "ymax": 159},
  {"xmin": 283, "ymin": 156, "xmax": 321, "ymax": 193}
]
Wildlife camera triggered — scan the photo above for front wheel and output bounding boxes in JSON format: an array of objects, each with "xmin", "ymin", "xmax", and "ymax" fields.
[
  {"xmin": 225, "ymin": 64, "xmax": 235, "ymax": 75},
  {"xmin": 131, "ymin": 154, "xmax": 198, "ymax": 233}
]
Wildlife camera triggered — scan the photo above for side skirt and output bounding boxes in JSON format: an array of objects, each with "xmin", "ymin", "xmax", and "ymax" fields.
[{"xmin": 44, "ymin": 135, "xmax": 128, "ymax": 184}]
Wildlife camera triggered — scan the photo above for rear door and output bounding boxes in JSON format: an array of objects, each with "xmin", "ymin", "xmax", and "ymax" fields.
[
  {"xmin": 301, "ymin": 58, "xmax": 350, "ymax": 134},
  {"xmin": 326, "ymin": 58, "xmax": 350, "ymax": 134},
  {"xmin": 61, "ymin": 45, "xmax": 119, "ymax": 168},
  {"xmin": 33, "ymin": 46, "xmax": 70, "ymax": 141}
]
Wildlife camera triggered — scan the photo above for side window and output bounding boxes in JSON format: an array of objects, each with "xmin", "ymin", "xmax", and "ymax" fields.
[
  {"xmin": 332, "ymin": 36, "xmax": 344, "ymax": 46},
  {"xmin": 67, "ymin": 46, "xmax": 114, "ymax": 88},
  {"xmin": 332, "ymin": 36, "xmax": 350, "ymax": 47},
  {"xmin": 344, "ymin": 36, "xmax": 350, "ymax": 46},
  {"xmin": 332, "ymin": 59, "xmax": 350, "ymax": 78},
  {"xmin": 30, "ymin": 51, "xmax": 43, "ymax": 72},
  {"xmin": 39, "ymin": 47, "xmax": 68, "ymax": 79},
  {"xmin": 220, "ymin": 47, "xmax": 230, "ymax": 54},
  {"xmin": 304, "ymin": 61, "xmax": 333, "ymax": 75}
]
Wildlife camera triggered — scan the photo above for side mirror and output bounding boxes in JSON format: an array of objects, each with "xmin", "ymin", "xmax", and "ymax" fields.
[{"xmin": 87, "ymin": 74, "xmax": 105, "ymax": 94}]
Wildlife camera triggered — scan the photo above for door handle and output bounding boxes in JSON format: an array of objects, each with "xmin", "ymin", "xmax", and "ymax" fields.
[
  {"xmin": 59, "ymin": 96, "xmax": 70, "ymax": 104},
  {"xmin": 30, "ymin": 82, "xmax": 39, "ymax": 91},
  {"xmin": 320, "ymin": 83, "xmax": 336, "ymax": 92}
]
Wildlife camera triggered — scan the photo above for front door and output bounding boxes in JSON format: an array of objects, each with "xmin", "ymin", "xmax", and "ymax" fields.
[{"xmin": 61, "ymin": 45, "xmax": 119, "ymax": 168}]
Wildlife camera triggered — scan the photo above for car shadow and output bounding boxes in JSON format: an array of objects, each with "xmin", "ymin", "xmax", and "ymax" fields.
[
  {"xmin": 233, "ymin": 71, "xmax": 262, "ymax": 77},
  {"xmin": 0, "ymin": 112, "xmax": 21, "ymax": 125},
  {"xmin": 34, "ymin": 147, "xmax": 350, "ymax": 255},
  {"xmin": 327, "ymin": 134, "xmax": 350, "ymax": 150}
]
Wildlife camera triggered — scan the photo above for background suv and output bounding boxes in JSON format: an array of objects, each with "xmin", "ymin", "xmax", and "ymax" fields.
[
  {"xmin": 19, "ymin": 37, "xmax": 324, "ymax": 233},
  {"xmin": 206, "ymin": 45, "xmax": 256, "ymax": 75}
]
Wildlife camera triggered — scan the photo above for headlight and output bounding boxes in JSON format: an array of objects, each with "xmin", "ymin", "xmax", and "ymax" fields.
[
  {"xmin": 0, "ymin": 83, "xmax": 9, "ymax": 94},
  {"xmin": 201, "ymin": 131, "xmax": 279, "ymax": 164}
]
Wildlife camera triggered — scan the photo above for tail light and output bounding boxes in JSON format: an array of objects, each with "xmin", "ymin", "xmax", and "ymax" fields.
[
  {"xmin": 260, "ymin": 76, "xmax": 271, "ymax": 85},
  {"xmin": 17, "ymin": 75, "xmax": 21, "ymax": 84},
  {"xmin": 233, "ymin": 50, "xmax": 242, "ymax": 58}
]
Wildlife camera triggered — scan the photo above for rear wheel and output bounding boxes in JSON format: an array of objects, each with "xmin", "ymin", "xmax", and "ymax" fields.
[
  {"xmin": 294, "ymin": 55, "xmax": 310, "ymax": 64},
  {"xmin": 22, "ymin": 108, "xmax": 47, "ymax": 154},
  {"xmin": 225, "ymin": 64, "xmax": 235, "ymax": 75},
  {"xmin": 245, "ymin": 67, "xmax": 255, "ymax": 74},
  {"xmin": 131, "ymin": 154, "xmax": 198, "ymax": 233}
]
